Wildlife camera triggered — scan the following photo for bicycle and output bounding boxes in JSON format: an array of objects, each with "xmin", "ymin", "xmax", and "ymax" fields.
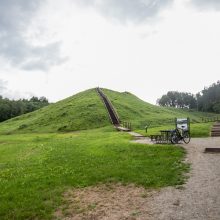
[{"xmin": 170, "ymin": 127, "xmax": 191, "ymax": 144}]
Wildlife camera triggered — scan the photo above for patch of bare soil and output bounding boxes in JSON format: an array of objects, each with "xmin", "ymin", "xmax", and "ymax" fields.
[
  {"xmin": 54, "ymin": 183, "xmax": 157, "ymax": 220},
  {"xmin": 54, "ymin": 137, "xmax": 220, "ymax": 220}
]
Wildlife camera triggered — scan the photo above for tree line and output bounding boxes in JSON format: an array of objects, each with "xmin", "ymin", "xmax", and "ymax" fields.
[
  {"xmin": 0, "ymin": 96, "xmax": 49, "ymax": 122},
  {"xmin": 157, "ymin": 81, "xmax": 220, "ymax": 113}
]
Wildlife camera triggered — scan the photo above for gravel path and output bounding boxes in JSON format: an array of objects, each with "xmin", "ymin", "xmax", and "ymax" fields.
[{"xmin": 147, "ymin": 137, "xmax": 220, "ymax": 220}]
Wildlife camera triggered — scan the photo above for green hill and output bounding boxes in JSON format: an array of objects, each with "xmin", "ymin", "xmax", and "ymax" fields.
[
  {"xmin": 0, "ymin": 88, "xmax": 219, "ymax": 134},
  {"xmin": 103, "ymin": 88, "xmax": 218, "ymax": 128},
  {"xmin": 0, "ymin": 89, "xmax": 109, "ymax": 134}
]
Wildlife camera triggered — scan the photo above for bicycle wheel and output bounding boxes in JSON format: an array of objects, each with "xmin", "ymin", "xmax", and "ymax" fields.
[
  {"xmin": 183, "ymin": 132, "xmax": 190, "ymax": 144},
  {"xmin": 171, "ymin": 132, "xmax": 179, "ymax": 144}
]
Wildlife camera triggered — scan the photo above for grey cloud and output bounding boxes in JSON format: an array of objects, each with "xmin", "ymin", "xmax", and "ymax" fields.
[
  {"xmin": 22, "ymin": 42, "xmax": 68, "ymax": 71},
  {"xmin": 0, "ymin": 79, "xmax": 35, "ymax": 99},
  {"xmin": 74, "ymin": 0, "xmax": 173, "ymax": 24},
  {"xmin": 190, "ymin": 0, "xmax": 220, "ymax": 10},
  {"xmin": 0, "ymin": 80, "xmax": 7, "ymax": 94},
  {"xmin": 0, "ymin": 0, "xmax": 66, "ymax": 71}
]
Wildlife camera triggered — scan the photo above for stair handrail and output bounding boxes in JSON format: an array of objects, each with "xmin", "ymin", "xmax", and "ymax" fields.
[{"xmin": 96, "ymin": 87, "xmax": 120, "ymax": 125}]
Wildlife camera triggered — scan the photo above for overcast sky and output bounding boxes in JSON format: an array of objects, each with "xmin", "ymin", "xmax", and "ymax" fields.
[{"xmin": 0, "ymin": 0, "xmax": 220, "ymax": 104}]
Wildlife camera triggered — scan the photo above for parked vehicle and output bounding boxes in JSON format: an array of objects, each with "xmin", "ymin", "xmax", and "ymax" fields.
[{"xmin": 171, "ymin": 118, "xmax": 191, "ymax": 144}]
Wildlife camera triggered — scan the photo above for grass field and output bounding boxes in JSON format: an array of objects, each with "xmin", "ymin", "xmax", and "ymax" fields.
[
  {"xmin": 0, "ymin": 127, "xmax": 189, "ymax": 219},
  {"xmin": 0, "ymin": 87, "xmax": 219, "ymax": 219}
]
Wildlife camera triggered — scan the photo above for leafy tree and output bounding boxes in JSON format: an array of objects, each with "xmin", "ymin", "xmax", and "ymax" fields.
[
  {"xmin": 157, "ymin": 81, "xmax": 220, "ymax": 113},
  {"xmin": 196, "ymin": 81, "xmax": 220, "ymax": 113},
  {"xmin": 0, "ymin": 96, "xmax": 49, "ymax": 122},
  {"xmin": 157, "ymin": 95, "xmax": 170, "ymax": 107},
  {"xmin": 157, "ymin": 91, "xmax": 196, "ymax": 109}
]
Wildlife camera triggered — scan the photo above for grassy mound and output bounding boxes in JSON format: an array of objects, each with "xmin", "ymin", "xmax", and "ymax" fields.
[
  {"xmin": 103, "ymin": 88, "xmax": 219, "ymax": 129},
  {"xmin": 0, "ymin": 89, "xmax": 109, "ymax": 134},
  {"xmin": 0, "ymin": 87, "xmax": 219, "ymax": 134}
]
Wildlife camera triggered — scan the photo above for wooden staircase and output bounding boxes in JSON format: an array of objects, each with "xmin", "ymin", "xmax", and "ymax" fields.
[
  {"xmin": 96, "ymin": 88, "xmax": 131, "ymax": 131},
  {"xmin": 211, "ymin": 121, "xmax": 220, "ymax": 137}
]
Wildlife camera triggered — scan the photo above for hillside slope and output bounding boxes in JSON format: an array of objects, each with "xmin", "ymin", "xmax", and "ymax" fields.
[
  {"xmin": 0, "ymin": 89, "xmax": 109, "ymax": 133},
  {"xmin": 0, "ymin": 88, "xmax": 219, "ymax": 134},
  {"xmin": 103, "ymin": 89, "xmax": 219, "ymax": 128}
]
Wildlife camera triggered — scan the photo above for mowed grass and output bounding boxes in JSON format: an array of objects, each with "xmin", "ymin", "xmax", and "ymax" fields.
[{"xmin": 0, "ymin": 127, "xmax": 188, "ymax": 219}]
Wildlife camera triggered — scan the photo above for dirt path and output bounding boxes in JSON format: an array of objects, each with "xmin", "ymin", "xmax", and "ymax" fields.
[
  {"xmin": 146, "ymin": 137, "xmax": 220, "ymax": 220},
  {"xmin": 54, "ymin": 137, "xmax": 220, "ymax": 220},
  {"xmin": 128, "ymin": 132, "xmax": 153, "ymax": 145}
]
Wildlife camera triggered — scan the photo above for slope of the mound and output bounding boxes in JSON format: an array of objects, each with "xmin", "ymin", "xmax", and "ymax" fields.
[
  {"xmin": 103, "ymin": 89, "xmax": 219, "ymax": 129},
  {"xmin": 0, "ymin": 89, "xmax": 110, "ymax": 133},
  {"xmin": 0, "ymin": 87, "xmax": 219, "ymax": 134}
]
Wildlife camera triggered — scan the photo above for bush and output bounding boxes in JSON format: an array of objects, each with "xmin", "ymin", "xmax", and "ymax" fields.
[
  {"xmin": 57, "ymin": 125, "xmax": 68, "ymax": 132},
  {"xmin": 18, "ymin": 124, "xmax": 28, "ymax": 129}
]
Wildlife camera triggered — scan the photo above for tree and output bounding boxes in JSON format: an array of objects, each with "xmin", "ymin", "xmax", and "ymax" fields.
[
  {"xmin": 157, "ymin": 95, "xmax": 170, "ymax": 106},
  {"xmin": 0, "ymin": 96, "xmax": 50, "ymax": 122},
  {"xmin": 157, "ymin": 81, "xmax": 220, "ymax": 113},
  {"xmin": 157, "ymin": 91, "xmax": 196, "ymax": 109},
  {"xmin": 198, "ymin": 81, "xmax": 220, "ymax": 113}
]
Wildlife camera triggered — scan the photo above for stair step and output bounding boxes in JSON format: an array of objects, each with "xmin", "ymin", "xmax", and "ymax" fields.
[
  {"xmin": 211, "ymin": 123, "xmax": 220, "ymax": 137},
  {"xmin": 205, "ymin": 148, "xmax": 220, "ymax": 153}
]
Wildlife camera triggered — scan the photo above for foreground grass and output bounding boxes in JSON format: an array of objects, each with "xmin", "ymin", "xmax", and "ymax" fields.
[{"xmin": 0, "ymin": 127, "xmax": 188, "ymax": 219}]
